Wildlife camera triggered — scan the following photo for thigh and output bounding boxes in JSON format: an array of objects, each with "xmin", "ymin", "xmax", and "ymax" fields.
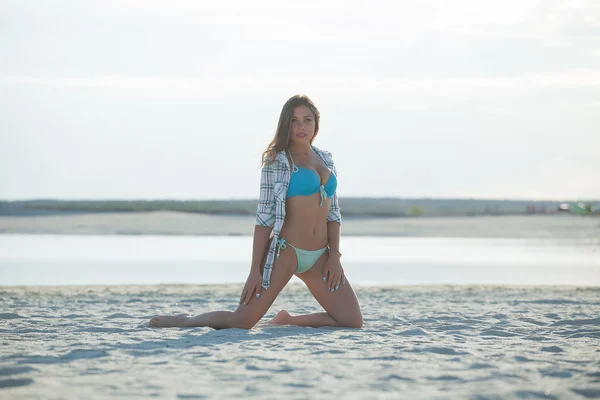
[
  {"xmin": 296, "ymin": 254, "xmax": 363, "ymax": 328},
  {"xmin": 232, "ymin": 238, "xmax": 298, "ymax": 327}
]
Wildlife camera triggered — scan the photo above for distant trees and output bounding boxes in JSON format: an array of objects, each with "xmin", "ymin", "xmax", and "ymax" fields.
[
  {"xmin": 408, "ymin": 205, "xmax": 424, "ymax": 216},
  {"xmin": 1, "ymin": 199, "xmax": 598, "ymax": 218}
]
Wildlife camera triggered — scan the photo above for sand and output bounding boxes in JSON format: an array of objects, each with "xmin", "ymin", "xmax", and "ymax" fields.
[
  {"xmin": 1, "ymin": 284, "xmax": 599, "ymax": 399},
  {"xmin": 1, "ymin": 212, "xmax": 599, "ymax": 240}
]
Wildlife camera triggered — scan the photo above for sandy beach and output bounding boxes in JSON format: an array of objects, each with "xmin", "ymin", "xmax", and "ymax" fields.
[
  {"xmin": 1, "ymin": 213, "xmax": 599, "ymax": 240},
  {"xmin": 3, "ymin": 0, "xmax": 600, "ymax": 397},
  {"xmin": 1, "ymin": 284, "xmax": 599, "ymax": 399},
  {"xmin": 1, "ymin": 214, "xmax": 599, "ymax": 398}
]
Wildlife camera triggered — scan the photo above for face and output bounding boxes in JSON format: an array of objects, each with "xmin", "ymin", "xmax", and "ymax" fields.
[{"xmin": 288, "ymin": 105, "xmax": 316, "ymax": 146}]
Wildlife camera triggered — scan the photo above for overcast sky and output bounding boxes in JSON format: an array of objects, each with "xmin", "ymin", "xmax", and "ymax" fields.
[{"xmin": 1, "ymin": 0, "xmax": 599, "ymax": 201}]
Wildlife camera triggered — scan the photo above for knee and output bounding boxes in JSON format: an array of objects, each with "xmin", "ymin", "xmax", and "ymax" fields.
[
  {"xmin": 338, "ymin": 314, "xmax": 363, "ymax": 329},
  {"xmin": 347, "ymin": 317, "xmax": 363, "ymax": 329},
  {"xmin": 231, "ymin": 311, "xmax": 259, "ymax": 330}
]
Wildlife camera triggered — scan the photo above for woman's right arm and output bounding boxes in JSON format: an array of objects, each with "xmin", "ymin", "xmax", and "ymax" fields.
[
  {"xmin": 250, "ymin": 225, "xmax": 272, "ymax": 273},
  {"xmin": 251, "ymin": 163, "xmax": 276, "ymax": 272},
  {"xmin": 240, "ymin": 164, "xmax": 276, "ymax": 305}
]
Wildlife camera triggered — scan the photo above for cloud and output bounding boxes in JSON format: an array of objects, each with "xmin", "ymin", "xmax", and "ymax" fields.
[
  {"xmin": 5, "ymin": 0, "xmax": 597, "ymax": 43},
  {"xmin": 2, "ymin": 69, "xmax": 599, "ymax": 100},
  {"xmin": 1, "ymin": 0, "xmax": 599, "ymax": 199}
]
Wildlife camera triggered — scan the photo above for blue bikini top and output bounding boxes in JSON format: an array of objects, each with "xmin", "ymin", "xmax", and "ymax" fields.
[{"xmin": 286, "ymin": 150, "xmax": 337, "ymax": 206}]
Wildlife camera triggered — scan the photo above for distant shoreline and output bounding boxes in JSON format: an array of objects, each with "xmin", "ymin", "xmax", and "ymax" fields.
[
  {"xmin": 1, "ymin": 211, "xmax": 598, "ymax": 240},
  {"xmin": 1, "ymin": 198, "xmax": 598, "ymax": 218}
]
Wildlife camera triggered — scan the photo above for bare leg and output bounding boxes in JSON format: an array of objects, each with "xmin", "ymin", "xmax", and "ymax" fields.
[
  {"xmin": 148, "ymin": 313, "xmax": 191, "ymax": 327},
  {"xmin": 149, "ymin": 311, "xmax": 239, "ymax": 329},
  {"xmin": 148, "ymin": 241, "xmax": 298, "ymax": 329},
  {"xmin": 267, "ymin": 310, "xmax": 339, "ymax": 328},
  {"xmin": 293, "ymin": 254, "xmax": 363, "ymax": 329},
  {"xmin": 267, "ymin": 252, "xmax": 362, "ymax": 329}
]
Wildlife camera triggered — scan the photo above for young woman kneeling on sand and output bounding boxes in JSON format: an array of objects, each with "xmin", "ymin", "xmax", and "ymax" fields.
[{"xmin": 149, "ymin": 94, "xmax": 363, "ymax": 329}]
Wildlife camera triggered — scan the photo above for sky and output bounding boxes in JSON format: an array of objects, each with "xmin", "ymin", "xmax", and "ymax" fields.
[{"xmin": 1, "ymin": 0, "xmax": 599, "ymax": 201}]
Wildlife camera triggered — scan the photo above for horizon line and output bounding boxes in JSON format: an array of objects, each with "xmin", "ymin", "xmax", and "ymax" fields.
[{"xmin": 1, "ymin": 197, "xmax": 599, "ymax": 203}]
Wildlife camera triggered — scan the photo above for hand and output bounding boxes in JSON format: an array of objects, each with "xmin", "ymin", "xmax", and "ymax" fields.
[
  {"xmin": 240, "ymin": 269, "xmax": 263, "ymax": 306},
  {"xmin": 323, "ymin": 252, "xmax": 345, "ymax": 292}
]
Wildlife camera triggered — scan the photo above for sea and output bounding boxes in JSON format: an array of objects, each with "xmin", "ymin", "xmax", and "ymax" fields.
[{"xmin": 1, "ymin": 234, "xmax": 598, "ymax": 287}]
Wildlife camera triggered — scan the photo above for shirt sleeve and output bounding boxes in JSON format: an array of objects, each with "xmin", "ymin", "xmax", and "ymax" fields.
[
  {"xmin": 327, "ymin": 153, "xmax": 342, "ymax": 225},
  {"xmin": 255, "ymin": 163, "xmax": 276, "ymax": 227}
]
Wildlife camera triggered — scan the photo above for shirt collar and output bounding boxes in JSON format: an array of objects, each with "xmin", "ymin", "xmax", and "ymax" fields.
[{"xmin": 275, "ymin": 145, "xmax": 325, "ymax": 167}]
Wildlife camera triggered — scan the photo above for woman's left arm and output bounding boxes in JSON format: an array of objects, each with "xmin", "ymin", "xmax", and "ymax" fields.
[
  {"xmin": 324, "ymin": 152, "xmax": 344, "ymax": 292},
  {"xmin": 326, "ymin": 156, "xmax": 342, "ymax": 225},
  {"xmin": 325, "ymin": 220, "xmax": 344, "ymax": 292}
]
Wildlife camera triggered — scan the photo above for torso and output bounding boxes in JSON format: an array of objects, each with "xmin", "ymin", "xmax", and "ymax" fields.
[{"xmin": 279, "ymin": 149, "xmax": 334, "ymax": 250}]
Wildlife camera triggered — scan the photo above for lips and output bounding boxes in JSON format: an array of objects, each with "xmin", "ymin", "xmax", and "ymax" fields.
[{"xmin": 296, "ymin": 133, "xmax": 306, "ymax": 138}]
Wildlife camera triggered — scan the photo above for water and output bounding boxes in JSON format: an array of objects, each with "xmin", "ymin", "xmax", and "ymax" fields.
[
  {"xmin": 2, "ymin": 235, "xmax": 600, "ymax": 399},
  {"xmin": 0, "ymin": 234, "xmax": 598, "ymax": 286}
]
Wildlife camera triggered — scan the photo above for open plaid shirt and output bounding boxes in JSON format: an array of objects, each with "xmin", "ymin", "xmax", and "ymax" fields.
[{"xmin": 255, "ymin": 145, "xmax": 342, "ymax": 289}]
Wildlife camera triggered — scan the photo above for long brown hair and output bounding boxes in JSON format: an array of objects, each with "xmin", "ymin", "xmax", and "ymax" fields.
[{"xmin": 261, "ymin": 94, "xmax": 321, "ymax": 166}]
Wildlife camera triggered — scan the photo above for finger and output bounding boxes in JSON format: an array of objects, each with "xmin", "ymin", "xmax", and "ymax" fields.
[
  {"xmin": 244, "ymin": 286, "xmax": 255, "ymax": 306},
  {"xmin": 322, "ymin": 267, "xmax": 329, "ymax": 284},
  {"xmin": 255, "ymin": 284, "xmax": 262, "ymax": 300},
  {"xmin": 328, "ymin": 271, "xmax": 337, "ymax": 291},
  {"xmin": 240, "ymin": 286, "xmax": 247, "ymax": 304},
  {"xmin": 334, "ymin": 275, "xmax": 341, "ymax": 292},
  {"xmin": 342, "ymin": 275, "xmax": 346, "ymax": 286}
]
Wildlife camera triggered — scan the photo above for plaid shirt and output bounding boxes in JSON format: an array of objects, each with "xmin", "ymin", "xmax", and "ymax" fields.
[{"xmin": 255, "ymin": 145, "xmax": 342, "ymax": 289}]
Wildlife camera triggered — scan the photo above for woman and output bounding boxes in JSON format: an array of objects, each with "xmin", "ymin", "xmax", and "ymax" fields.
[{"xmin": 149, "ymin": 94, "xmax": 363, "ymax": 329}]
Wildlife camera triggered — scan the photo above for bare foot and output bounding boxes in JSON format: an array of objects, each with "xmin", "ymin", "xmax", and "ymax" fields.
[
  {"xmin": 148, "ymin": 313, "xmax": 191, "ymax": 328},
  {"xmin": 266, "ymin": 310, "xmax": 291, "ymax": 326}
]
